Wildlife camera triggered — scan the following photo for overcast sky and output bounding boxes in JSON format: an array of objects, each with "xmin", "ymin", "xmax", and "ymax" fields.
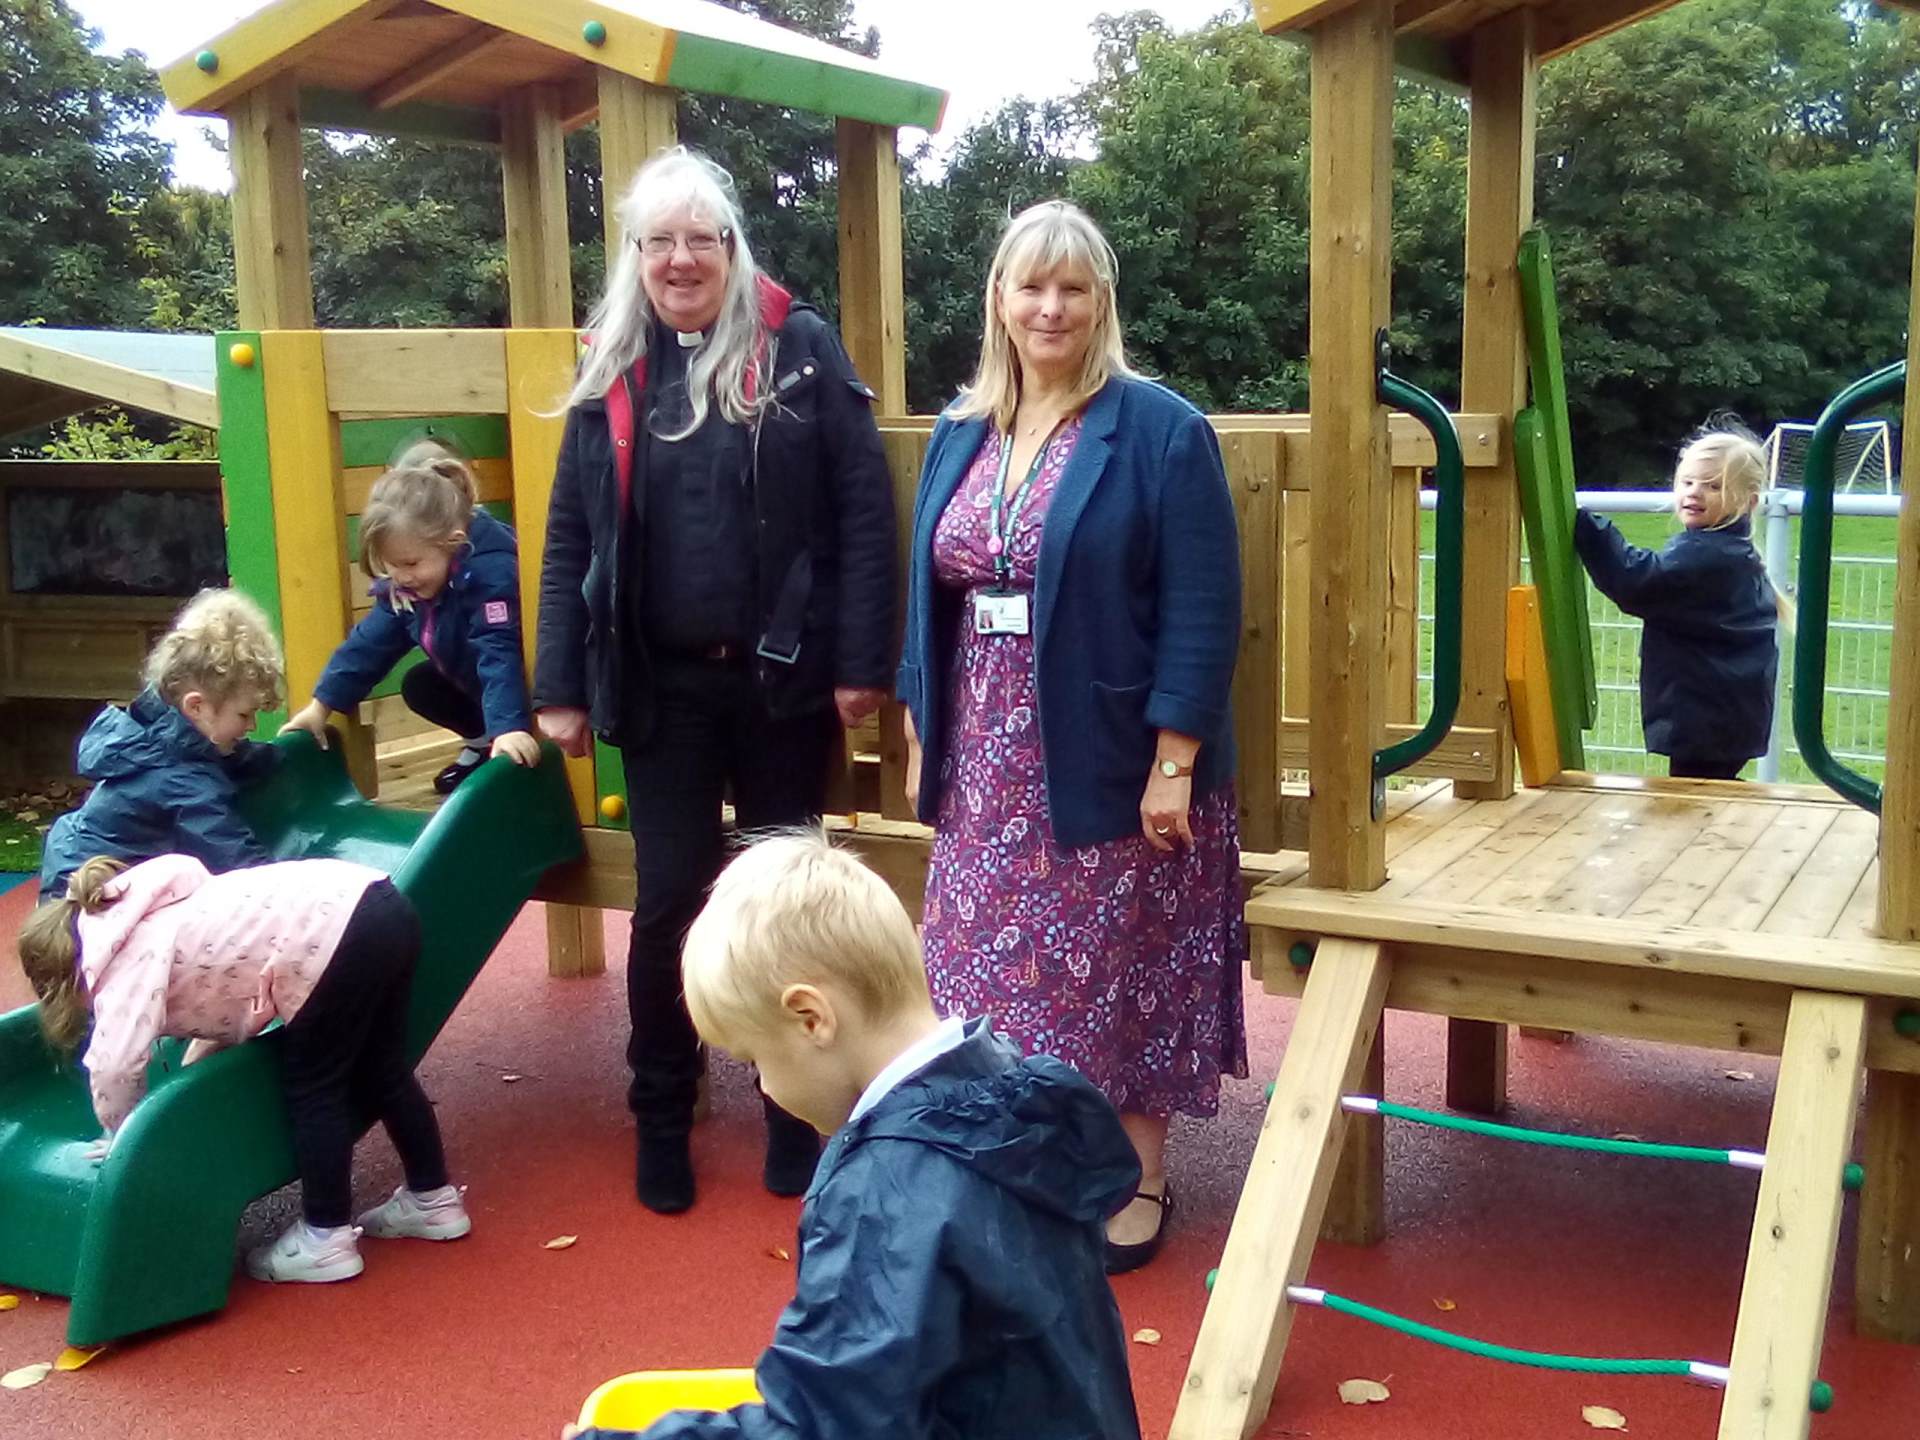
[{"xmin": 71, "ymin": 0, "xmax": 1243, "ymax": 190}]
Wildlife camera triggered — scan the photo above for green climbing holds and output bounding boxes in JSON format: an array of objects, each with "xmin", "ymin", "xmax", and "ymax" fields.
[
  {"xmin": 1895, "ymin": 1008, "xmax": 1920, "ymax": 1040},
  {"xmin": 582, "ymin": 19, "xmax": 608, "ymax": 45},
  {"xmin": 1844, "ymin": 1162, "xmax": 1865, "ymax": 1193},
  {"xmin": 195, "ymin": 50, "xmax": 219, "ymax": 74},
  {"xmin": 1288, "ymin": 940, "xmax": 1314, "ymax": 969},
  {"xmin": 1810, "ymin": 1379, "xmax": 1834, "ymax": 1413},
  {"xmin": 1205, "ymin": 1267, "xmax": 1218, "ymax": 1292}
]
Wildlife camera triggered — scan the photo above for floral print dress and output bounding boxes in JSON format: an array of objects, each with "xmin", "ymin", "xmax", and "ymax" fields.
[{"xmin": 920, "ymin": 422, "xmax": 1249, "ymax": 1118}]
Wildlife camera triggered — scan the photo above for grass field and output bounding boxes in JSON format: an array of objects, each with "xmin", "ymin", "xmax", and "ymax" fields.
[{"xmin": 1416, "ymin": 505, "xmax": 1898, "ymax": 783}]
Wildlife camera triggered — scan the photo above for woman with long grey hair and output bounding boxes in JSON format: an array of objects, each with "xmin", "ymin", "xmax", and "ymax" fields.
[{"xmin": 534, "ymin": 147, "xmax": 897, "ymax": 1214}]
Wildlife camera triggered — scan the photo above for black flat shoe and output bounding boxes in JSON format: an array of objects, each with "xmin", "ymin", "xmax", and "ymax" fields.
[
  {"xmin": 1104, "ymin": 1187, "xmax": 1173, "ymax": 1275},
  {"xmin": 636, "ymin": 1131, "xmax": 695, "ymax": 1214},
  {"xmin": 432, "ymin": 749, "xmax": 485, "ymax": 795},
  {"xmin": 762, "ymin": 1096, "xmax": 821, "ymax": 1198}
]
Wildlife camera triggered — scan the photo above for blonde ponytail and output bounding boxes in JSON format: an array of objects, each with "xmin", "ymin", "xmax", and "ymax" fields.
[{"xmin": 17, "ymin": 856, "xmax": 128, "ymax": 1054}]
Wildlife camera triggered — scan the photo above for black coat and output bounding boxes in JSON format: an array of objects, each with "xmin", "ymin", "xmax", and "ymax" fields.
[
  {"xmin": 533, "ymin": 282, "xmax": 897, "ymax": 746},
  {"xmin": 584, "ymin": 1020, "xmax": 1144, "ymax": 1440},
  {"xmin": 1573, "ymin": 510, "xmax": 1778, "ymax": 763}
]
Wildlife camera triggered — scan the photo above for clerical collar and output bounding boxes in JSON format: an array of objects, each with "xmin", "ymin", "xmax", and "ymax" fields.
[{"xmin": 675, "ymin": 329, "xmax": 703, "ymax": 348}]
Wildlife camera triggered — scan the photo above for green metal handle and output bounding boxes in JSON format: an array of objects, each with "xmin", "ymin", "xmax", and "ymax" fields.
[
  {"xmin": 1373, "ymin": 364, "xmax": 1464, "ymax": 782},
  {"xmin": 1795, "ymin": 362, "xmax": 1902, "ymax": 814}
]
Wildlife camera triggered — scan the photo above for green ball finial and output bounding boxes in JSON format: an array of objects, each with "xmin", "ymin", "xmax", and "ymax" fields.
[
  {"xmin": 1843, "ymin": 1162, "xmax": 1865, "ymax": 1193},
  {"xmin": 1809, "ymin": 1379, "xmax": 1834, "ymax": 1414},
  {"xmin": 195, "ymin": 50, "xmax": 219, "ymax": 74},
  {"xmin": 1205, "ymin": 1267, "xmax": 1218, "ymax": 1292},
  {"xmin": 1895, "ymin": 1008, "xmax": 1920, "ymax": 1040},
  {"xmin": 1288, "ymin": 940, "xmax": 1314, "ymax": 969},
  {"xmin": 582, "ymin": 20, "xmax": 607, "ymax": 46}
]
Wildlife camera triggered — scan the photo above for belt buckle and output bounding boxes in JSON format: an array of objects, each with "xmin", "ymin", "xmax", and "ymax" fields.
[{"xmin": 755, "ymin": 635, "xmax": 801, "ymax": 665}]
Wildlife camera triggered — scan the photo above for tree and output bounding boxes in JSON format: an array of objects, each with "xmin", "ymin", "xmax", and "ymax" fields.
[{"xmin": 0, "ymin": 0, "xmax": 172, "ymax": 327}]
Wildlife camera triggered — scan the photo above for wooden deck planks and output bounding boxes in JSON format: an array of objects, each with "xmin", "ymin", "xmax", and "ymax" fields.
[
  {"xmin": 1372, "ymin": 787, "xmax": 1550, "ymax": 897},
  {"xmin": 1537, "ymin": 795, "xmax": 1718, "ymax": 918},
  {"xmin": 1759, "ymin": 808, "xmax": 1883, "ymax": 938},
  {"xmin": 1622, "ymin": 801, "xmax": 1783, "ymax": 927},
  {"xmin": 1407, "ymin": 786, "xmax": 1595, "ymax": 904},
  {"xmin": 1829, "ymin": 858, "xmax": 1882, "ymax": 940},
  {"xmin": 1690, "ymin": 805, "xmax": 1843, "ymax": 933},
  {"xmin": 1471, "ymin": 791, "xmax": 1648, "ymax": 910}
]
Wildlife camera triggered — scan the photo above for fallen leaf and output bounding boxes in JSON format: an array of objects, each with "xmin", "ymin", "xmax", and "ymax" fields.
[
  {"xmin": 1132, "ymin": 1328, "xmax": 1162, "ymax": 1345},
  {"xmin": 1609, "ymin": 1133, "xmax": 1643, "ymax": 1143},
  {"xmin": 1, "ymin": 1363, "xmax": 51, "ymax": 1390},
  {"xmin": 1724, "ymin": 1070, "xmax": 1756, "ymax": 1083},
  {"xmin": 1338, "ymin": 1378, "xmax": 1391, "ymax": 1405},
  {"xmin": 501, "ymin": 1074, "xmax": 523, "ymax": 1083},
  {"xmin": 54, "ymin": 1346, "xmax": 103, "ymax": 1372},
  {"xmin": 767, "ymin": 1246, "xmax": 791, "ymax": 1262},
  {"xmin": 1582, "ymin": 1405, "xmax": 1629, "ymax": 1430},
  {"xmin": 542, "ymin": 1234, "xmax": 578, "ymax": 1250},
  {"xmin": 1432, "ymin": 1296, "xmax": 1457, "ymax": 1312},
  {"xmin": 0, "ymin": 1294, "xmax": 18, "ymax": 1311},
  {"xmin": 15, "ymin": 810, "xmax": 38, "ymax": 823}
]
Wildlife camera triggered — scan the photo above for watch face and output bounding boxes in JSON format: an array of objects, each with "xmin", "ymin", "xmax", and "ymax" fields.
[{"xmin": 1161, "ymin": 759, "xmax": 1177, "ymax": 777}]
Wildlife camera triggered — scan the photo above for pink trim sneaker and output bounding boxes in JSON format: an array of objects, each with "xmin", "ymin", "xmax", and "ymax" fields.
[
  {"xmin": 355, "ymin": 1185, "xmax": 472, "ymax": 1241},
  {"xmin": 245, "ymin": 1222, "xmax": 364, "ymax": 1283}
]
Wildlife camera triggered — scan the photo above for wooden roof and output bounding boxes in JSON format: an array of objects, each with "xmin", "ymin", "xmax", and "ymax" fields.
[
  {"xmin": 158, "ymin": 0, "xmax": 948, "ymax": 143},
  {"xmin": 1257, "ymin": 0, "xmax": 1920, "ymax": 77},
  {"xmin": 0, "ymin": 330, "xmax": 218, "ymax": 438}
]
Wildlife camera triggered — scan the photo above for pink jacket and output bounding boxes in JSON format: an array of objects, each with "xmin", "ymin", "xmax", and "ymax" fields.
[{"xmin": 77, "ymin": 854, "xmax": 384, "ymax": 1134}]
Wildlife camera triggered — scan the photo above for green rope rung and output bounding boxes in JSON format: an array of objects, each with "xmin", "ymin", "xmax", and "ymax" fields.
[{"xmin": 1347, "ymin": 1095, "xmax": 1751, "ymax": 1167}]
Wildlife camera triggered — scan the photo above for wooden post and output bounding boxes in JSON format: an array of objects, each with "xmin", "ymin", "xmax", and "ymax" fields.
[
  {"xmin": 1321, "ymin": 1026, "xmax": 1384, "ymax": 1245},
  {"xmin": 1719, "ymin": 991, "xmax": 1865, "ymax": 1437},
  {"xmin": 228, "ymin": 74, "xmax": 315, "ymax": 331},
  {"xmin": 836, "ymin": 118, "xmax": 913, "ymax": 820},
  {"xmin": 1170, "ymin": 940, "xmax": 1391, "ymax": 1440},
  {"xmin": 1443, "ymin": 9, "xmax": 1537, "ymax": 1114},
  {"xmin": 1857, "ymin": 152, "xmax": 1920, "ymax": 1341},
  {"xmin": 500, "ymin": 85, "xmax": 574, "ymax": 329},
  {"xmin": 596, "ymin": 71, "xmax": 677, "ymax": 257},
  {"xmin": 1305, "ymin": 0, "xmax": 1394, "ymax": 891}
]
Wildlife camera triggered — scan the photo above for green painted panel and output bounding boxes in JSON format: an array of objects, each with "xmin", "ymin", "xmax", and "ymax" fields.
[
  {"xmin": 594, "ymin": 739, "xmax": 628, "ymax": 831},
  {"xmin": 1517, "ymin": 230, "xmax": 1597, "ymax": 725},
  {"xmin": 338, "ymin": 414, "xmax": 509, "ymax": 469},
  {"xmin": 665, "ymin": 34, "xmax": 944, "ymax": 130},
  {"xmin": 301, "ymin": 88, "xmax": 500, "ymax": 147},
  {"xmin": 215, "ymin": 330, "xmax": 286, "ymax": 739},
  {"xmin": 1514, "ymin": 409, "xmax": 1586, "ymax": 770}
]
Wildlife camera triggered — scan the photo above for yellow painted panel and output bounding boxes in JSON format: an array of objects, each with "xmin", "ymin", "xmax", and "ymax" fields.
[
  {"xmin": 1505, "ymin": 585, "xmax": 1561, "ymax": 786},
  {"xmin": 160, "ymin": 0, "xmax": 389, "ymax": 114},
  {"xmin": 455, "ymin": 0, "xmax": 672, "ymax": 82}
]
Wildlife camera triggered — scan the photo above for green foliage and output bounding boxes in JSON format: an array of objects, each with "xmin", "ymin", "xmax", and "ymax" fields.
[{"xmin": 37, "ymin": 408, "xmax": 216, "ymax": 460}]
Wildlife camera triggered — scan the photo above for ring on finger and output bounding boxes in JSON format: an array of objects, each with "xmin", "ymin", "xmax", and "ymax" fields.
[{"xmin": 1154, "ymin": 825, "xmax": 1171, "ymax": 836}]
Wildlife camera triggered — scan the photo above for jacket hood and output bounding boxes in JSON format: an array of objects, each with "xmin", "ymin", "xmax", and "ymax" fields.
[
  {"xmin": 75, "ymin": 853, "xmax": 209, "ymax": 994},
  {"xmin": 846, "ymin": 1019, "xmax": 1141, "ymax": 1224},
  {"xmin": 77, "ymin": 688, "xmax": 219, "ymax": 781}
]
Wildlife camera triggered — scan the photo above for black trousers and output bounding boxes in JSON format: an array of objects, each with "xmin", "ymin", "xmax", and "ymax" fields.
[
  {"xmin": 402, "ymin": 662, "xmax": 486, "ymax": 743},
  {"xmin": 278, "ymin": 880, "xmax": 449, "ymax": 1227},
  {"xmin": 1669, "ymin": 755, "xmax": 1747, "ymax": 781},
  {"xmin": 620, "ymin": 656, "xmax": 840, "ymax": 1134}
]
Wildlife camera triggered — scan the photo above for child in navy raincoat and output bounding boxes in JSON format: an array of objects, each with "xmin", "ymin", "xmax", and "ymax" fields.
[
  {"xmin": 39, "ymin": 589, "xmax": 283, "ymax": 901},
  {"xmin": 566, "ymin": 830, "xmax": 1144, "ymax": 1440},
  {"xmin": 1573, "ymin": 426, "xmax": 1783, "ymax": 780},
  {"xmin": 281, "ymin": 442, "xmax": 538, "ymax": 793}
]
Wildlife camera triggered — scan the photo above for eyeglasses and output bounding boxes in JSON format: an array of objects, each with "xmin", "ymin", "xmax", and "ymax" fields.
[{"xmin": 639, "ymin": 229, "xmax": 730, "ymax": 256}]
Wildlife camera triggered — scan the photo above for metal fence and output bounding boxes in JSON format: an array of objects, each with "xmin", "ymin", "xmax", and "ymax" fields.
[{"xmin": 1417, "ymin": 490, "xmax": 1900, "ymax": 783}]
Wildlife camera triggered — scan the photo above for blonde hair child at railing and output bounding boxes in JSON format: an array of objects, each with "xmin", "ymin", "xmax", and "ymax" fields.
[
  {"xmin": 281, "ymin": 439, "xmax": 539, "ymax": 793},
  {"xmin": 38, "ymin": 588, "xmax": 284, "ymax": 902},
  {"xmin": 1572, "ymin": 420, "xmax": 1784, "ymax": 781},
  {"xmin": 17, "ymin": 852, "xmax": 469, "ymax": 1283}
]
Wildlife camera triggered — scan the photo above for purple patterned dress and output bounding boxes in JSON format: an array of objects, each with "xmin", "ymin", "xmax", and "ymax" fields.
[{"xmin": 921, "ymin": 423, "xmax": 1249, "ymax": 1119}]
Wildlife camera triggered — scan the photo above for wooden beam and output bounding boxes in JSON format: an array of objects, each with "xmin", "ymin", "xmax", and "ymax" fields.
[
  {"xmin": 596, "ymin": 70, "xmax": 678, "ymax": 259},
  {"xmin": 500, "ymin": 85, "xmax": 575, "ymax": 329},
  {"xmin": 1170, "ymin": 938, "xmax": 1391, "ymax": 1440},
  {"xmin": 1322, "ymin": 1024, "xmax": 1385, "ymax": 1244},
  {"xmin": 0, "ymin": 334, "xmax": 218, "ymax": 430},
  {"xmin": 1857, "ymin": 1072, "xmax": 1920, "ymax": 1340},
  {"xmin": 159, "ymin": 0, "xmax": 397, "ymax": 115},
  {"xmin": 366, "ymin": 24, "xmax": 512, "ymax": 110},
  {"xmin": 1223, "ymin": 431, "xmax": 1284, "ymax": 853},
  {"xmin": 1719, "ymin": 991, "xmax": 1865, "ymax": 1438},
  {"xmin": 1535, "ymin": 0, "xmax": 1686, "ymax": 61},
  {"xmin": 834, "ymin": 120, "xmax": 908, "ymax": 415},
  {"xmin": 1254, "ymin": 0, "xmax": 1365, "ymax": 34},
  {"xmin": 1306, "ymin": 0, "xmax": 1395, "ymax": 890},
  {"xmin": 1878, "ymin": 168, "xmax": 1920, "ymax": 938},
  {"xmin": 1281, "ymin": 718, "xmax": 1499, "ymax": 781},
  {"xmin": 319, "ymin": 330, "xmax": 508, "ymax": 414},
  {"xmin": 228, "ymin": 75, "xmax": 316, "ymax": 331}
]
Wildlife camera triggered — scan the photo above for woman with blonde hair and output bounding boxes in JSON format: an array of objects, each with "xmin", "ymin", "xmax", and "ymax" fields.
[
  {"xmin": 533, "ymin": 146, "xmax": 897, "ymax": 1214},
  {"xmin": 895, "ymin": 200, "xmax": 1248, "ymax": 1273}
]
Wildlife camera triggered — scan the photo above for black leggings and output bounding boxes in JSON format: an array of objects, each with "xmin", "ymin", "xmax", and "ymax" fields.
[
  {"xmin": 278, "ymin": 880, "xmax": 449, "ymax": 1228},
  {"xmin": 1669, "ymin": 756, "xmax": 1748, "ymax": 781},
  {"xmin": 401, "ymin": 662, "xmax": 486, "ymax": 744}
]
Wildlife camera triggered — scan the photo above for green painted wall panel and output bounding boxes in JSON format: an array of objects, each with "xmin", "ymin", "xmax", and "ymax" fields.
[
  {"xmin": 338, "ymin": 414, "xmax": 510, "ymax": 469},
  {"xmin": 215, "ymin": 330, "xmax": 287, "ymax": 738},
  {"xmin": 666, "ymin": 35, "xmax": 944, "ymax": 130}
]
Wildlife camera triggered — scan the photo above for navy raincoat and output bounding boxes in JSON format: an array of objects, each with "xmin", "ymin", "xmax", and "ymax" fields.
[
  {"xmin": 1573, "ymin": 510, "xmax": 1778, "ymax": 765},
  {"xmin": 38, "ymin": 688, "xmax": 278, "ymax": 900},
  {"xmin": 584, "ymin": 1020, "xmax": 1144, "ymax": 1440},
  {"xmin": 313, "ymin": 508, "xmax": 532, "ymax": 738}
]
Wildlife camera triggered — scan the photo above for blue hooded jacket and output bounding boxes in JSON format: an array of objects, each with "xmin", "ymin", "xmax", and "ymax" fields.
[
  {"xmin": 586, "ymin": 1020, "xmax": 1144, "ymax": 1440},
  {"xmin": 314, "ymin": 508, "xmax": 532, "ymax": 737},
  {"xmin": 38, "ymin": 688, "xmax": 278, "ymax": 901},
  {"xmin": 1573, "ymin": 509, "xmax": 1778, "ymax": 763}
]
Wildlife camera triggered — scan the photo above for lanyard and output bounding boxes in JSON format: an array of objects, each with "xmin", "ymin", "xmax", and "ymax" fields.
[{"xmin": 987, "ymin": 421, "xmax": 1060, "ymax": 585}]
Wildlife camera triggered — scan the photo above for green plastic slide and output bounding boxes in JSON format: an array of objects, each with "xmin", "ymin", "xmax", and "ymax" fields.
[{"xmin": 0, "ymin": 733, "xmax": 583, "ymax": 1345}]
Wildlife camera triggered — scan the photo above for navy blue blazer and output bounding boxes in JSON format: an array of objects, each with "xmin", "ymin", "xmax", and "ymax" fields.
[{"xmin": 896, "ymin": 376, "xmax": 1241, "ymax": 849}]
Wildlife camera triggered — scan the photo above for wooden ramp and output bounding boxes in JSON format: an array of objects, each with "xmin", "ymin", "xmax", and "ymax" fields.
[{"xmin": 1176, "ymin": 776, "xmax": 1912, "ymax": 1440}]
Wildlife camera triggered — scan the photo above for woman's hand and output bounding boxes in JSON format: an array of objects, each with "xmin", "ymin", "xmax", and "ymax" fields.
[
  {"xmin": 1141, "ymin": 772, "xmax": 1194, "ymax": 853},
  {"xmin": 834, "ymin": 686, "xmax": 887, "ymax": 728},
  {"xmin": 279, "ymin": 700, "xmax": 334, "ymax": 748},
  {"xmin": 536, "ymin": 706, "xmax": 592, "ymax": 759},
  {"xmin": 903, "ymin": 707, "xmax": 923, "ymax": 812},
  {"xmin": 491, "ymin": 730, "xmax": 543, "ymax": 766}
]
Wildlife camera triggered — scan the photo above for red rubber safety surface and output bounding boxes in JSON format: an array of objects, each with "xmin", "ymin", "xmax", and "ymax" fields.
[{"xmin": 3, "ymin": 894, "xmax": 1918, "ymax": 1439}]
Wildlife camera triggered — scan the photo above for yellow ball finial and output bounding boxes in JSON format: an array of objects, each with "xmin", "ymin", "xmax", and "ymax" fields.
[
  {"xmin": 228, "ymin": 341, "xmax": 256, "ymax": 368},
  {"xmin": 599, "ymin": 794, "xmax": 627, "ymax": 822}
]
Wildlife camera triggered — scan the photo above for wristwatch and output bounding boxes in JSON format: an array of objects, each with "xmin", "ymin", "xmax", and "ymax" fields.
[{"xmin": 1158, "ymin": 758, "xmax": 1194, "ymax": 779}]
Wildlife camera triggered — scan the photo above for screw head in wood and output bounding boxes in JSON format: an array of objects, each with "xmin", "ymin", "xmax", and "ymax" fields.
[
  {"xmin": 582, "ymin": 20, "xmax": 608, "ymax": 45},
  {"xmin": 1896, "ymin": 1007, "xmax": 1920, "ymax": 1039}
]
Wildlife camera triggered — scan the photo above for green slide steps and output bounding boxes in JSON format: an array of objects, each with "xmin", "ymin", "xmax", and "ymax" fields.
[{"xmin": 0, "ymin": 733, "xmax": 583, "ymax": 1345}]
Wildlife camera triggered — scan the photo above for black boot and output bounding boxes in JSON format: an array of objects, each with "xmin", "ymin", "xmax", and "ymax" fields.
[
  {"xmin": 762, "ymin": 1096, "xmax": 820, "ymax": 1198},
  {"xmin": 432, "ymin": 745, "xmax": 486, "ymax": 795},
  {"xmin": 636, "ymin": 1130, "xmax": 695, "ymax": 1214}
]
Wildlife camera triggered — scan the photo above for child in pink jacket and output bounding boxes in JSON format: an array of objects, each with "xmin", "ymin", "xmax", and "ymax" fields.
[{"xmin": 17, "ymin": 853, "xmax": 470, "ymax": 1284}]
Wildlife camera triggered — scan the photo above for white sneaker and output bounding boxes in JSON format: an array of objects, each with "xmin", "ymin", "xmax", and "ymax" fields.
[
  {"xmin": 355, "ymin": 1184, "xmax": 472, "ymax": 1241},
  {"xmin": 245, "ymin": 1222, "xmax": 364, "ymax": 1283}
]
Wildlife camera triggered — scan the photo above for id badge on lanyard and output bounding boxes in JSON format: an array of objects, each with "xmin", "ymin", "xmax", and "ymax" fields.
[{"xmin": 973, "ymin": 425, "xmax": 1054, "ymax": 637}]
